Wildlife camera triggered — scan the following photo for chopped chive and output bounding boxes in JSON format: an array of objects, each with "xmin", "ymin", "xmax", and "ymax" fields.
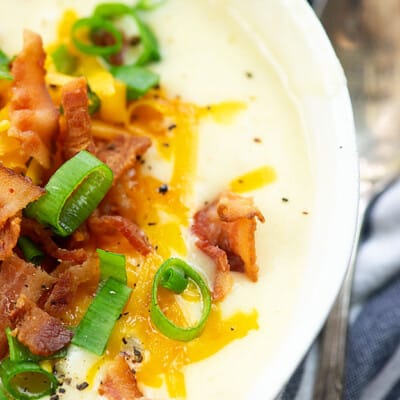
[
  {"xmin": 96, "ymin": 249, "xmax": 127, "ymax": 284},
  {"xmin": 110, "ymin": 65, "xmax": 159, "ymax": 100},
  {"xmin": 72, "ymin": 278, "xmax": 132, "ymax": 355},
  {"xmin": 51, "ymin": 45, "xmax": 78, "ymax": 75}
]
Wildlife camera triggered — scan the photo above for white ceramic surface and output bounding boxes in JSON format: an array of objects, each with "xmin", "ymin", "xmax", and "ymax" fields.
[{"xmin": 239, "ymin": 1, "xmax": 358, "ymax": 398}]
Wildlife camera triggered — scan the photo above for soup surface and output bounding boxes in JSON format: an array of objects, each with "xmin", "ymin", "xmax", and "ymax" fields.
[{"xmin": 0, "ymin": 1, "xmax": 314, "ymax": 399}]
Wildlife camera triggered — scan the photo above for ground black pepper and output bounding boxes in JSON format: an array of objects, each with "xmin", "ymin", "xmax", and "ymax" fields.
[
  {"xmin": 76, "ymin": 382, "xmax": 89, "ymax": 391},
  {"xmin": 158, "ymin": 184, "xmax": 168, "ymax": 194}
]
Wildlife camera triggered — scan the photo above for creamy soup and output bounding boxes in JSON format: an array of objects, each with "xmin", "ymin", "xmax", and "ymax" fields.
[{"xmin": 0, "ymin": 1, "xmax": 314, "ymax": 399}]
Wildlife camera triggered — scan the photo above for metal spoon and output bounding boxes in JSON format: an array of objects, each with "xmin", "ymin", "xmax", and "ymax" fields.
[{"xmin": 313, "ymin": 1, "xmax": 400, "ymax": 399}]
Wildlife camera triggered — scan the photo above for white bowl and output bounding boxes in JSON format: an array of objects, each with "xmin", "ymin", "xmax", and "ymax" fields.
[
  {"xmin": 0, "ymin": 1, "xmax": 358, "ymax": 399},
  {"xmin": 237, "ymin": 1, "xmax": 358, "ymax": 398}
]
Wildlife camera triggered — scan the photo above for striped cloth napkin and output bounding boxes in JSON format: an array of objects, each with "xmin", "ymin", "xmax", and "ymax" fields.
[{"xmin": 280, "ymin": 178, "xmax": 400, "ymax": 399}]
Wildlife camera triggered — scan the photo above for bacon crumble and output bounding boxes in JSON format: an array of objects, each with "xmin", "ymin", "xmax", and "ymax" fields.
[
  {"xmin": 10, "ymin": 295, "xmax": 73, "ymax": 356},
  {"xmin": 192, "ymin": 191, "xmax": 264, "ymax": 300},
  {"xmin": 61, "ymin": 77, "xmax": 95, "ymax": 160},
  {"xmin": 8, "ymin": 30, "xmax": 59, "ymax": 168},
  {"xmin": 98, "ymin": 355, "xmax": 145, "ymax": 400}
]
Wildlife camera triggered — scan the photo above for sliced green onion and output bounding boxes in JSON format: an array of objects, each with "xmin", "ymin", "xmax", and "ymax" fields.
[
  {"xmin": 134, "ymin": 18, "xmax": 160, "ymax": 65},
  {"xmin": 150, "ymin": 258, "xmax": 211, "ymax": 341},
  {"xmin": 93, "ymin": 3, "xmax": 161, "ymax": 66},
  {"xmin": 71, "ymin": 16, "xmax": 123, "ymax": 56},
  {"xmin": 5, "ymin": 328, "xmax": 66, "ymax": 363},
  {"xmin": 97, "ymin": 248, "xmax": 127, "ymax": 284},
  {"xmin": 0, "ymin": 49, "xmax": 12, "ymax": 81},
  {"xmin": 0, "ymin": 385, "xmax": 8, "ymax": 400},
  {"xmin": 25, "ymin": 151, "xmax": 113, "ymax": 237},
  {"xmin": 0, "ymin": 358, "xmax": 58, "ymax": 400},
  {"xmin": 135, "ymin": 0, "xmax": 166, "ymax": 11},
  {"xmin": 17, "ymin": 237, "xmax": 44, "ymax": 265},
  {"xmin": 87, "ymin": 85, "xmax": 101, "ymax": 115},
  {"xmin": 51, "ymin": 44, "xmax": 78, "ymax": 75},
  {"xmin": 72, "ymin": 278, "xmax": 132, "ymax": 355},
  {"xmin": 160, "ymin": 265, "xmax": 188, "ymax": 294},
  {"xmin": 110, "ymin": 65, "xmax": 159, "ymax": 100}
]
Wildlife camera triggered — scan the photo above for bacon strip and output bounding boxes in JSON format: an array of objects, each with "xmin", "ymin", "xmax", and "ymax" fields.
[
  {"xmin": 0, "ymin": 254, "xmax": 56, "ymax": 357},
  {"xmin": 96, "ymin": 135, "xmax": 151, "ymax": 183},
  {"xmin": 99, "ymin": 355, "xmax": 144, "ymax": 400},
  {"xmin": 44, "ymin": 258, "xmax": 98, "ymax": 317},
  {"xmin": 10, "ymin": 295, "xmax": 73, "ymax": 357},
  {"xmin": 21, "ymin": 218, "xmax": 87, "ymax": 264},
  {"xmin": 88, "ymin": 215, "xmax": 151, "ymax": 256},
  {"xmin": 192, "ymin": 192, "xmax": 264, "ymax": 300},
  {"xmin": 61, "ymin": 77, "xmax": 95, "ymax": 160},
  {"xmin": 8, "ymin": 30, "xmax": 59, "ymax": 168}
]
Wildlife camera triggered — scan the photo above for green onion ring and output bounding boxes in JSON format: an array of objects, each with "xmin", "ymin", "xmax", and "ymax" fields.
[
  {"xmin": 93, "ymin": 3, "xmax": 160, "ymax": 65},
  {"xmin": 0, "ymin": 358, "xmax": 58, "ymax": 400},
  {"xmin": 150, "ymin": 258, "xmax": 211, "ymax": 341},
  {"xmin": 160, "ymin": 265, "xmax": 188, "ymax": 294},
  {"xmin": 17, "ymin": 237, "xmax": 44, "ymax": 265},
  {"xmin": 71, "ymin": 16, "xmax": 123, "ymax": 56},
  {"xmin": 25, "ymin": 151, "xmax": 113, "ymax": 237}
]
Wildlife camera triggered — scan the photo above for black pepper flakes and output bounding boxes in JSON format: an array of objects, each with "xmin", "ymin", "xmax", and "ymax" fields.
[
  {"xmin": 133, "ymin": 347, "xmax": 143, "ymax": 363},
  {"xmin": 163, "ymin": 142, "xmax": 170, "ymax": 147},
  {"xmin": 253, "ymin": 137, "xmax": 262, "ymax": 143},
  {"xmin": 245, "ymin": 71, "xmax": 253, "ymax": 79},
  {"xmin": 129, "ymin": 36, "xmax": 141, "ymax": 46},
  {"xmin": 76, "ymin": 382, "xmax": 89, "ymax": 391},
  {"xmin": 230, "ymin": 327, "xmax": 235, "ymax": 331},
  {"xmin": 302, "ymin": 211, "xmax": 309, "ymax": 215},
  {"xmin": 147, "ymin": 222, "xmax": 157, "ymax": 226},
  {"xmin": 158, "ymin": 184, "xmax": 168, "ymax": 194},
  {"xmin": 58, "ymin": 388, "xmax": 66, "ymax": 394},
  {"xmin": 167, "ymin": 123, "xmax": 177, "ymax": 131},
  {"xmin": 281, "ymin": 198, "xmax": 289, "ymax": 203}
]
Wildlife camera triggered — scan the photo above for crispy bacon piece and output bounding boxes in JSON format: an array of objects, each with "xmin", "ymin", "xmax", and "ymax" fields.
[
  {"xmin": 0, "ymin": 254, "xmax": 56, "ymax": 357},
  {"xmin": 0, "ymin": 163, "xmax": 44, "ymax": 260},
  {"xmin": 99, "ymin": 355, "xmax": 144, "ymax": 400},
  {"xmin": 213, "ymin": 270, "xmax": 234, "ymax": 302},
  {"xmin": 61, "ymin": 77, "xmax": 95, "ymax": 160},
  {"xmin": 8, "ymin": 30, "xmax": 59, "ymax": 168},
  {"xmin": 44, "ymin": 258, "xmax": 98, "ymax": 317},
  {"xmin": 10, "ymin": 295, "xmax": 73, "ymax": 357},
  {"xmin": 192, "ymin": 192, "xmax": 264, "ymax": 299},
  {"xmin": 21, "ymin": 218, "xmax": 87, "ymax": 264},
  {"xmin": 96, "ymin": 135, "xmax": 151, "ymax": 182},
  {"xmin": 0, "ymin": 216, "xmax": 21, "ymax": 261},
  {"xmin": 0, "ymin": 164, "xmax": 44, "ymax": 228},
  {"xmin": 88, "ymin": 215, "xmax": 151, "ymax": 255},
  {"xmin": 217, "ymin": 191, "xmax": 265, "ymax": 223}
]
